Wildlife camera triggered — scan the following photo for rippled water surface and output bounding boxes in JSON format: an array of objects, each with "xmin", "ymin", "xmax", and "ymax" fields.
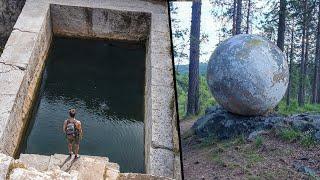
[{"xmin": 20, "ymin": 37, "xmax": 146, "ymax": 173}]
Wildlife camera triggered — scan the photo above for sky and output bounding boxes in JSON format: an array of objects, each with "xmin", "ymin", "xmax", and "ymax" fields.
[{"xmin": 170, "ymin": 0, "xmax": 272, "ymax": 65}]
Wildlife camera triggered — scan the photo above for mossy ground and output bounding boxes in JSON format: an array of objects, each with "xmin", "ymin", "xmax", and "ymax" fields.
[{"xmin": 181, "ymin": 118, "xmax": 320, "ymax": 180}]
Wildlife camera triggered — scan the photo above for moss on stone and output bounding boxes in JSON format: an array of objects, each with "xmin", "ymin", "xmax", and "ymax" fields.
[{"xmin": 247, "ymin": 39, "xmax": 263, "ymax": 47}]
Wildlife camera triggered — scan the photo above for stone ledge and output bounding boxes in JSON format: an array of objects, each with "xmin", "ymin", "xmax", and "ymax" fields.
[
  {"xmin": 13, "ymin": 1, "xmax": 49, "ymax": 33},
  {"xmin": 118, "ymin": 173, "xmax": 173, "ymax": 180},
  {"xmin": 0, "ymin": 153, "xmax": 174, "ymax": 180},
  {"xmin": 0, "ymin": 30, "xmax": 38, "ymax": 69}
]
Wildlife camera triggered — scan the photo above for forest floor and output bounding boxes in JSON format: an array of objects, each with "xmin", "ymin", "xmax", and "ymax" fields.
[{"xmin": 180, "ymin": 117, "xmax": 320, "ymax": 180}]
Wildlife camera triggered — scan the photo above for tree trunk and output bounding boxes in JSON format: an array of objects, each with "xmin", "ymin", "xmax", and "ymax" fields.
[
  {"xmin": 314, "ymin": 2, "xmax": 320, "ymax": 103},
  {"xmin": 284, "ymin": 45, "xmax": 289, "ymax": 105},
  {"xmin": 298, "ymin": 0, "xmax": 307, "ymax": 106},
  {"xmin": 232, "ymin": 0, "xmax": 237, "ymax": 35},
  {"xmin": 287, "ymin": 22, "xmax": 294, "ymax": 106},
  {"xmin": 305, "ymin": 27, "xmax": 310, "ymax": 102},
  {"xmin": 187, "ymin": 0, "xmax": 201, "ymax": 116},
  {"xmin": 277, "ymin": 0, "xmax": 286, "ymax": 51},
  {"xmin": 246, "ymin": 0, "xmax": 251, "ymax": 34},
  {"xmin": 235, "ymin": 0, "xmax": 242, "ymax": 34}
]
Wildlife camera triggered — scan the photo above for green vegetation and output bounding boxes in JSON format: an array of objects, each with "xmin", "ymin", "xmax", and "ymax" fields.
[
  {"xmin": 234, "ymin": 134, "xmax": 246, "ymax": 145},
  {"xmin": 199, "ymin": 135, "xmax": 217, "ymax": 147},
  {"xmin": 278, "ymin": 100, "xmax": 320, "ymax": 116},
  {"xmin": 254, "ymin": 136, "xmax": 264, "ymax": 148},
  {"xmin": 175, "ymin": 73, "xmax": 216, "ymax": 118},
  {"xmin": 212, "ymin": 153, "xmax": 226, "ymax": 167},
  {"xmin": 279, "ymin": 128, "xmax": 300, "ymax": 142},
  {"xmin": 300, "ymin": 132, "xmax": 316, "ymax": 148},
  {"xmin": 278, "ymin": 128, "xmax": 316, "ymax": 148},
  {"xmin": 245, "ymin": 152, "xmax": 264, "ymax": 164}
]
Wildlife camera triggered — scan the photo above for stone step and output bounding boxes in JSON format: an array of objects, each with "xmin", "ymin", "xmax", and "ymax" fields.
[
  {"xmin": 1, "ymin": 153, "xmax": 173, "ymax": 179},
  {"xmin": 18, "ymin": 154, "xmax": 51, "ymax": 171},
  {"xmin": 118, "ymin": 173, "xmax": 172, "ymax": 180},
  {"xmin": 18, "ymin": 153, "xmax": 116, "ymax": 180}
]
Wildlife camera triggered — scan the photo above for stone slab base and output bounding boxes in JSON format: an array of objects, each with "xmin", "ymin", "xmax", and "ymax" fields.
[{"xmin": 1, "ymin": 153, "xmax": 173, "ymax": 180}]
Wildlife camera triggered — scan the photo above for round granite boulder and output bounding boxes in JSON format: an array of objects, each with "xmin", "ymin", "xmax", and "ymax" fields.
[{"xmin": 207, "ymin": 34, "xmax": 289, "ymax": 116}]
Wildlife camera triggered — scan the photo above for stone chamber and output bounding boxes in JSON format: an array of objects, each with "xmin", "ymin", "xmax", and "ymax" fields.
[{"xmin": 0, "ymin": 0, "xmax": 181, "ymax": 179}]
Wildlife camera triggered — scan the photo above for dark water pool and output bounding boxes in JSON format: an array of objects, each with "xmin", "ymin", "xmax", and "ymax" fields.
[{"xmin": 20, "ymin": 37, "xmax": 146, "ymax": 173}]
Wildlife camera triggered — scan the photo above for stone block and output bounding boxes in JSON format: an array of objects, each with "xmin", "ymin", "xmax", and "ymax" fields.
[
  {"xmin": 0, "ymin": 110, "xmax": 10, "ymax": 141},
  {"xmin": 0, "ymin": 63, "xmax": 25, "ymax": 95},
  {"xmin": 13, "ymin": 1, "xmax": 49, "ymax": 33},
  {"xmin": 118, "ymin": 173, "xmax": 172, "ymax": 180},
  {"xmin": 106, "ymin": 162, "xmax": 120, "ymax": 171},
  {"xmin": 150, "ymin": 86, "xmax": 174, "ymax": 150},
  {"xmin": 19, "ymin": 154, "xmax": 51, "ymax": 171},
  {"xmin": 149, "ymin": 31, "xmax": 171, "ymax": 54},
  {"xmin": 151, "ymin": 67, "xmax": 173, "ymax": 87},
  {"xmin": 150, "ymin": 51, "xmax": 173, "ymax": 71},
  {"xmin": 0, "ymin": 30, "xmax": 37, "ymax": 68},
  {"xmin": 0, "ymin": 153, "xmax": 13, "ymax": 179},
  {"xmin": 173, "ymin": 153, "xmax": 182, "ymax": 180},
  {"xmin": 105, "ymin": 166, "xmax": 119, "ymax": 180},
  {"xmin": 47, "ymin": 154, "xmax": 71, "ymax": 170},
  {"xmin": 149, "ymin": 148, "xmax": 174, "ymax": 178},
  {"xmin": 151, "ymin": 14, "xmax": 169, "ymax": 33},
  {"xmin": 49, "ymin": 154, "xmax": 110, "ymax": 180},
  {"xmin": 9, "ymin": 167, "xmax": 77, "ymax": 180},
  {"xmin": 51, "ymin": 5, "xmax": 91, "ymax": 37},
  {"xmin": 67, "ymin": 155, "xmax": 109, "ymax": 180}
]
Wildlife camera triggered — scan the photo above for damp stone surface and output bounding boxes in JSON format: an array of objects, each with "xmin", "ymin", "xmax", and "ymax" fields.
[{"xmin": 207, "ymin": 34, "xmax": 289, "ymax": 116}]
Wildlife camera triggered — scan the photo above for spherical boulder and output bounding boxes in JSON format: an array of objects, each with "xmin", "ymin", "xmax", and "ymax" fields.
[{"xmin": 207, "ymin": 34, "xmax": 289, "ymax": 116}]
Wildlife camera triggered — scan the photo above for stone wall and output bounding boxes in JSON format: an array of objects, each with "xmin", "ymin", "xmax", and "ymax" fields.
[
  {"xmin": 0, "ymin": 0, "xmax": 25, "ymax": 48},
  {"xmin": 0, "ymin": 0, "xmax": 181, "ymax": 179}
]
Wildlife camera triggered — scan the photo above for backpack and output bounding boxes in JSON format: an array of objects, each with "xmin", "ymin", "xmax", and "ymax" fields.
[{"xmin": 66, "ymin": 120, "xmax": 78, "ymax": 136}]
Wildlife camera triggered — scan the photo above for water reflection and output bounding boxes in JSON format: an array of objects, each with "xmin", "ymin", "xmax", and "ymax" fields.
[{"xmin": 20, "ymin": 37, "xmax": 146, "ymax": 173}]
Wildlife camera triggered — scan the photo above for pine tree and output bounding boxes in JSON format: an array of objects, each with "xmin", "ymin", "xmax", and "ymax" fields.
[
  {"xmin": 246, "ymin": 0, "xmax": 251, "ymax": 34},
  {"xmin": 187, "ymin": 0, "xmax": 202, "ymax": 116},
  {"xmin": 287, "ymin": 20, "xmax": 295, "ymax": 106},
  {"xmin": 233, "ymin": 0, "xmax": 237, "ymax": 35},
  {"xmin": 313, "ymin": 2, "xmax": 320, "ymax": 103},
  {"xmin": 298, "ymin": 0, "xmax": 307, "ymax": 106},
  {"xmin": 235, "ymin": 0, "xmax": 242, "ymax": 34},
  {"xmin": 277, "ymin": 0, "xmax": 286, "ymax": 51}
]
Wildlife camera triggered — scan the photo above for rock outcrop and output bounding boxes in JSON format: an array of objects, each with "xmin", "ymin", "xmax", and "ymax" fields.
[
  {"xmin": 193, "ymin": 105, "xmax": 320, "ymax": 141},
  {"xmin": 0, "ymin": 153, "xmax": 172, "ymax": 180},
  {"xmin": 0, "ymin": 0, "xmax": 26, "ymax": 47}
]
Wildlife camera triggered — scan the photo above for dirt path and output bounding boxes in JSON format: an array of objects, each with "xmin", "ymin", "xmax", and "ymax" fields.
[{"xmin": 180, "ymin": 119, "xmax": 320, "ymax": 180}]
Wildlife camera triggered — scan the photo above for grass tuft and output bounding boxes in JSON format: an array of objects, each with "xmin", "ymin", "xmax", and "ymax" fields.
[
  {"xmin": 278, "ymin": 100, "xmax": 320, "ymax": 116},
  {"xmin": 279, "ymin": 128, "xmax": 300, "ymax": 142},
  {"xmin": 254, "ymin": 136, "xmax": 264, "ymax": 148},
  {"xmin": 200, "ymin": 135, "xmax": 217, "ymax": 147},
  {"xmin": 300, "ymin": 131, "xmax": 316, "ymax": 148}
]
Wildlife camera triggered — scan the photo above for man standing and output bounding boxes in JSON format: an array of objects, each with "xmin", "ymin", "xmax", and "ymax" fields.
[{"xmin": 63, "ymin": 109, "xmax": 83, "ymax": 158}]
